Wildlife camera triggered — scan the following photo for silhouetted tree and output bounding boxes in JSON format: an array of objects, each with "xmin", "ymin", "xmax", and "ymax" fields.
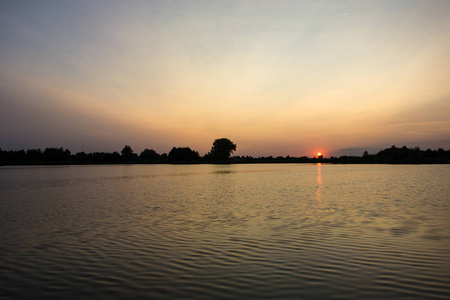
[
  {"xmin": 121, "ymin": 145, "xmax": 134, "ymax": 161},
  {"xmin": 140, "ymin": 148, "xmax": 160, "ymax": 161},
  {"xmin": 26, "ymin": 149, "xmax": 42, "ymax": 161},
  {"xmin": 168, "ymin": 147, "xmax": 199, "ymax": 162},
  {"xmin": 75, "ymin": 151, "xmax": 88, "ymax": 162},
  {"xmin": 43, "ymin": 147, "xmax": 71, "ymax": 162},
  {"xmin": 160, "ymin": 153, "xmax": 168, "ymax": 162},
  {"xmin": 206, "ymin": 138, "xmax": 236, "ymax": 161}
]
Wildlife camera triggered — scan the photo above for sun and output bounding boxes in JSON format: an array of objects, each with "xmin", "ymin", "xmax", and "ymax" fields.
[{"xmin": 317, "ymin": 152, "xmax": 322, "ymax": 157}]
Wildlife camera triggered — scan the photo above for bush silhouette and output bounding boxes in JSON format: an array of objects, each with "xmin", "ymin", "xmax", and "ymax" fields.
[
  {"xmin": 168, "ymin": 147, "xmax": 199, "ymax": 162},
  {"xmin": 140, "ymin": 148, "xmax": 160, "ymax": 161}
]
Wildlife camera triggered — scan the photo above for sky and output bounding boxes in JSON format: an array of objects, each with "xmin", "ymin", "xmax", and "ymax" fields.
[{"xmin": 1, "ymin": 0, "xmax": 449, "ymax": 157}]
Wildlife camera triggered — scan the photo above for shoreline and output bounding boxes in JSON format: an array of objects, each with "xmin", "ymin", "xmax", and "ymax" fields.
[{"xmin": 2, "ymin": 160, "xmax": 449, "ymax": 166}]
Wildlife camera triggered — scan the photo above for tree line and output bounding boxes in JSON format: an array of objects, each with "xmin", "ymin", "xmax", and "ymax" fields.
[
  {"xmin": 233, "ymin": 145, "xmax": 450, "ymax": 164},
  {"xmin": 0, "ymin": 138, "xmax": 237, "ymax": 165},
  {"xmin": 1, "ymin": 142, "xmax": 449, "ymax": 165}
]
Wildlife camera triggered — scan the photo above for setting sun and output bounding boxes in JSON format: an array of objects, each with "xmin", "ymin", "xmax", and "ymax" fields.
[{"xmin": 317, "ymin": 152, "xmax": 322, "ymax": 157}]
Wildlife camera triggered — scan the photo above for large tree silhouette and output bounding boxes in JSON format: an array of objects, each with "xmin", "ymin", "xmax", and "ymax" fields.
[{"xmin": 206, "ymin": 138, "xmax": 236, "ymax": 161}]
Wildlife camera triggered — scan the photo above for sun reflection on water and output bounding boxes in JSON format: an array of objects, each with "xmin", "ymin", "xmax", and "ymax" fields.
[{"xmin": 316, "ymin": 163, "xmax": 322, "ymax": 219}]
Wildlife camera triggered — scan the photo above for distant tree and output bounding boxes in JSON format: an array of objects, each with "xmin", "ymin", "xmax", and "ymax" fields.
[
  {"xmin": 121, "ymin": 145, "xmax": 134, "ymax": 161},
  {"xmin": 140, "ymin": 148, "xmax": 160, "ymax": 161},
  {"xmin": 160, "ymin": 153, "xmax": 168, "ymax": 162},
  {"xmin": 0, "ymin": 148, "xmax": 5, "ymax": 162},
  {"xmin": 26, "ymin": 149, "xmax": 42, "ymax": 161},
  {"xmin": 75, "ymin": 151, "xmax": 88, "ymax": 162},
  {"xmin": 43, "ymin": 147, "xmax": 71, "ymax": 162},
  {"xmin": 110, "ymin": 151, "xmax": 122, "ymax": 162},
  {"xmin": 168, "ymin": 147, "xmax": 199, "ymax": 162},
  {"xmin": 206, "ymin": 138, "xmax": 236, "ymax": 161}
]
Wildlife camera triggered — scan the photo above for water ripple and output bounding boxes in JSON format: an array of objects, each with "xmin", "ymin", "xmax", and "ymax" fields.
[{"xmin": 1, "ymin": 164, "xmax": 449, "ymax": 299}]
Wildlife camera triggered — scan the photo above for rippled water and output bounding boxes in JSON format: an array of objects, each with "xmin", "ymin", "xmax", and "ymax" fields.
[{"xmin": 1, "ymin": 164, "xmax": 449, "ymax": 299}]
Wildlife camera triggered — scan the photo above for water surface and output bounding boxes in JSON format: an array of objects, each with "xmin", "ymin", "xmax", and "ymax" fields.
[{"xmin": 1, "ymin": 164, "xmax": 449, "ymax": 299}]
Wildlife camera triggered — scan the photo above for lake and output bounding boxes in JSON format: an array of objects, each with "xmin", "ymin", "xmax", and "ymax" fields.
[{"xmin": 1, "ymin": 164, "xmax": 449, "ymax": 299}]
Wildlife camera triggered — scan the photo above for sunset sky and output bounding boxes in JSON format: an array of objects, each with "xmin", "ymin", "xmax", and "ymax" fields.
[{"xmin": 1, "ymin": 0, "xmax": 449, "ymax": 157}]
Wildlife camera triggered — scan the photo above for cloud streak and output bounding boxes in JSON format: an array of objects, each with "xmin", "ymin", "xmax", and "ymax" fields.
[{"xmin": 331, "ymin": 12, "xmax": 350, "ymax": 18}]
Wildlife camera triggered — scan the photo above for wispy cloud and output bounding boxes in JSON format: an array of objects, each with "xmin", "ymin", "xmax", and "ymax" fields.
[{"xmin": 331, "ymin": 12, "xmax": 350, "ymax": 18}]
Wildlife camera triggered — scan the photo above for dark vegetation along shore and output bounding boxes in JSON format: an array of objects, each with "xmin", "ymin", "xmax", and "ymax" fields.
[{"xmin": 1, "ymin": 138, "xmax": 450, "ymax": 165}]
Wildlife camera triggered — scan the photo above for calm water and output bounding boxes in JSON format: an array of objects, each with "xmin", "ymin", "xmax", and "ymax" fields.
[{"xmin": 1, "ymin": 164, "xmax": 449, "ymax": 299}]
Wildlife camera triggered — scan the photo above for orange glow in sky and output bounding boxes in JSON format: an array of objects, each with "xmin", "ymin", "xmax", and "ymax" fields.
[{"xmin": 1, "ymin": 1, "xmax": 450, "ymax": 156}]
